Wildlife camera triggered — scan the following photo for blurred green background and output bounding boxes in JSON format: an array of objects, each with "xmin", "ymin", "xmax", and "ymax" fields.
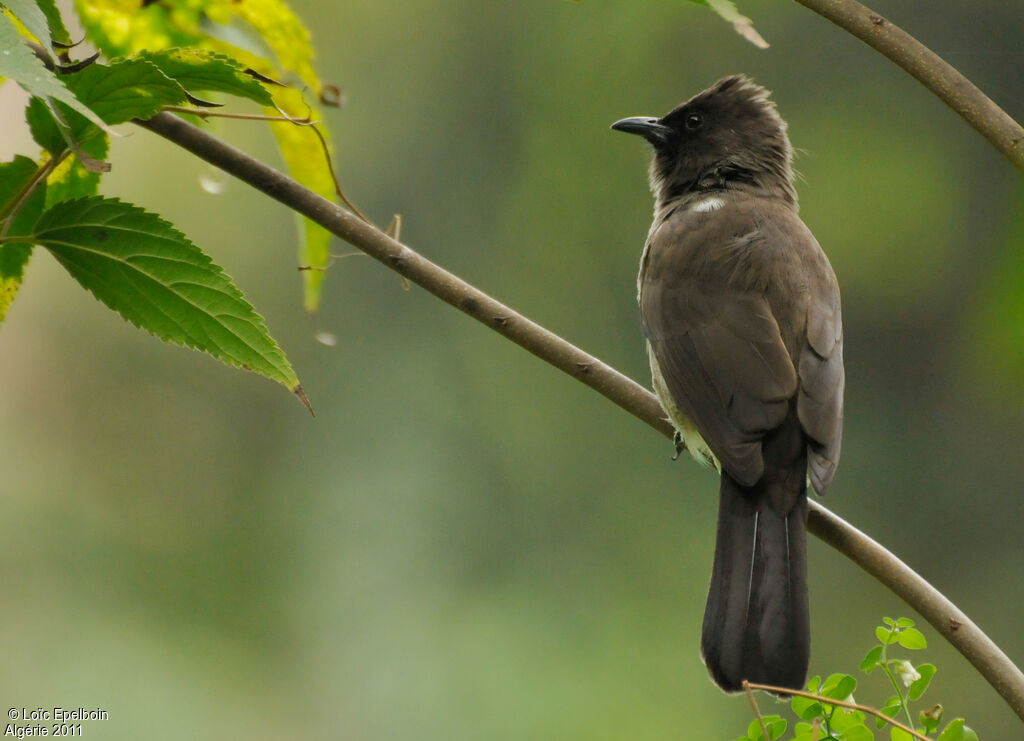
[{"xmin": 2, "ymin": 0, "xmax": 1023, "ymax": 737}]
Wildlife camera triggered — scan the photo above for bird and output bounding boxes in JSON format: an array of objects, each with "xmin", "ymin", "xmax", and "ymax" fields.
[{"xmin": 612, "ymin": 75, "xmax": 844, "ymax": 693}]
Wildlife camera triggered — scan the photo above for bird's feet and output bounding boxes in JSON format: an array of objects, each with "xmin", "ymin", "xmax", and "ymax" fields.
[{"xmin": 671, "ymin": 431, "xmax": 685, "ymax": 461}]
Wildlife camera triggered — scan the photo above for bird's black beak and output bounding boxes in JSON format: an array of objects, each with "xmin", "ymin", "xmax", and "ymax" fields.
[{"xmin": 611, "ymin": 116, "xmax": 672, "ymax": 145}]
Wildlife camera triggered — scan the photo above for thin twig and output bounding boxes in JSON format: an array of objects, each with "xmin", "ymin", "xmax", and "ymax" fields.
[
  {"xmin": 161, "ymin": 106, "xmax": 317, "ymax": 124},
  {"xmin": 133, "ymin": 111, "xmax": 1024, "ymax": 723},
  {"xmin": 306, "ymin": 121, "xmax": 372, "ymax": 223},
  {"xmin": 793, "ymin": 0, "xmax": 1024, "ymax": 173},
  {"xmin": 744, "ymin": 682, "xmax": 772, "ymax": 741},
  {"xmin": 744, "ymin": 681, "xmax": 929, "ymax": 740}
]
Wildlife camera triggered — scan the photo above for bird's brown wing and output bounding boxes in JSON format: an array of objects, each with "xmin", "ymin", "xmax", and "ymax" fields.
[
  {"xmin": 641, "ymin": 214, "xmax": 798, "ymax": 486},
  {"xmin": 797, "ymin": 271, "xmax": 844, "ymax": 494}
]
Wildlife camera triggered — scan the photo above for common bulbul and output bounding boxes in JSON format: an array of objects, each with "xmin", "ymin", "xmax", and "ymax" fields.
[{"xmin": 612, "ymin": 76, "xmax": 844, "ymax": 692}]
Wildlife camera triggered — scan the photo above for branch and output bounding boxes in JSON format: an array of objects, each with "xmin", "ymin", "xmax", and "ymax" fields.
[
  {"xmin": 743, "ymin": 681, "xmax": 930, "ymax": 741},
  {"xmin": 793, "ymin": 0, "xmax": 1024, "ymax": 173},
  {"xmin": 135, "ymin": 111, "xmax": 1024, "ymax": 722}
]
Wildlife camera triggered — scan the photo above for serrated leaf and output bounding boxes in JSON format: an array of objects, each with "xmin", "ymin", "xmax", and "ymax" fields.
[
  {"xmin": 860, "ymin": 645, "xmax": 883, "ymax": 673},
  {"xmin": 687, "ymin": 0, "xmax": 768, "ymax": 48},
  {"xmin": 136, "ymin": 48, "xmax": 274, "ymax": 106},
  {"xmin": 907, "ymin": 663, "xmax": 936, "ymax": 701},
  {"xmin": 897, "ymin": 627, "xmax": 927, "ymax": 650},
  {"xmin": 26, "ymin": 97, "xmax": 108, "ymax": 206},
  {"xmin": 0, "ymin": 12, "xmax": 115, "ymax": 135},
  {"xmin": 63, "ymin": 58, "xmax": 189, "ymax": 124},
  {"xmin": 0, "ymin": 156, "xmax": 47, "ymax": 324},
  {"xmin": 46, "ymin": 135, "xmax": 107, "ymax": 206},
  {"xmin": 26, "ymin": 196, "xmax": 306, "ymax": 403},
  {"xmin": 75, "ymin": 0, "xmax": 337, "ymax": 312},
  {"xmin": 3, "ymin": 0, "xmax": 69, "ymax": 47},
  {"xmin": 2, "ymin": 1, "xmax": 51, "ymax": 54}
]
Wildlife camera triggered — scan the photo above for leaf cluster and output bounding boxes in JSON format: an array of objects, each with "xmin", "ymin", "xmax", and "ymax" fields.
[
  {"xmin": 0, "ymin": 0, "xmax": 342, "ymax": 406},
  {"xmin": 737, "ymin": 618, "xmax": 979, "ymax": 741}
]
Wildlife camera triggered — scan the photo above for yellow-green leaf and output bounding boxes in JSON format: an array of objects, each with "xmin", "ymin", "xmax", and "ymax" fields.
[{"xmin": 0, "ymin": 156, "xmax": 47, "ymax": 324}]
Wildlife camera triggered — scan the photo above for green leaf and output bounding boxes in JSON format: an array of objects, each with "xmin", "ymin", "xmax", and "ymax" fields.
[
  {"xmin": 791, "ymin": 695, "xmax": 822, "ymax": 721},
  {"xmin": 0, "ymin": 12, "xmax": 115, "ymax": 135},
  {"xmin": 877, "ymin": 696, "xmax": 902, "ymax": 729},
  {"xmin": 842, "ymin": 723, "xmax": 874, "ymax": 741},
  {"xmin": 937, "ymin": 718, "xmax": 965, "ymax": 741},
  {"xmin": 45, "ymin": 134, "xmax": 107, "ymax": 206},
  {"xmin": 26, "ymin": 93, "xmax": 64, "ymax": 154},
  {"xmin": 746, "ymin": 716, "xmax": 786, "ymax": 741},
  {"xmin": 937, "ymin": 718, "xmax": 978, "ymax": 741},
  {"xmin": 25, "ymin": 197, "xmax": 308, "ymax": 405},
  {"xmin": 26, "ymin": 98, "xmax": 109, "ymax": 206},
  {"xmin": 860, "ymin": 645, "xmax": 883, "ymax": 673},
  {"xmin": 135, "ymin": 48, "xmax": 274, "ymax": 106},
  {"xmin": 3, "ymin": 0, "xmax": 54, "ymax": 53},
  {"xmin": 686, "ymin": 0, "xmax": 768, "ymax": 49},
  {"xmin": 821, "ymin": 673, "xmax": 857, "ymax": 701},
  {"xmin": 61, "ymin": 58, "xmax": 189, "ymax": 124},
  {"xmin": 907, "ymin": 663, "xmax": 936, "ymax": 701},
  {"xmin": 0, "ymin": 156, "xmax": 47, "ymax": 323},
  {"xmin": 876, "ymin": 626, "xmax": 898, "ymax": 645},
  {"xmin": 897, "ymin": 627, "xmax": 928, "ymax": 650},
  {"xmin": 890, "ymin": 728, "xmax": 912, "ymax": 741},
  {"xmin": 806, "ymin": 675, "xmax": 821, "ymax": 692},
  {"xmin": 895, "ymin": 617, "xmax": 915, "ymax": 628}
]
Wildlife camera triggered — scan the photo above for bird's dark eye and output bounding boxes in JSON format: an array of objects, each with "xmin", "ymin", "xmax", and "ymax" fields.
[{"xmin": 684, "ymin": 112, "xmax": 704, "ymax": 131}]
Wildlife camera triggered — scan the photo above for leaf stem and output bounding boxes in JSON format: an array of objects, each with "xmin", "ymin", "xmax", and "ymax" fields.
[
  {"xmin": 743, "ymin": 681, "xmax": 929, "ymax": 740},
  {"xmin": 879, "ymin": 631, "xmax": 917, "ymax": 731}
]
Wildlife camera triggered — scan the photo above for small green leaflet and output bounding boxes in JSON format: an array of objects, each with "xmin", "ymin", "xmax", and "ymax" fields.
[
  {"xmin": 25, "ymin": 196, "xmax": 309, "ymax": 409},
  {"xmin": 687, "ymin": 0, "xmax": 768, "ymax": 48},
  {"xmin": 0, "ymin": 11, "xmax": 115, "ymax": 135},
  {"xmin": 137, "ymin": 48, "xmax": 274, "ymax": 106},
  {"xmin": 0, "ymin": 156, "xmax": 47, "ymax": 324}
]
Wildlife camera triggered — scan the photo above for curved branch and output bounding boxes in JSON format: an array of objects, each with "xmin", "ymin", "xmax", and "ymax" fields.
[
  {"xmin": 793, "ymin": 0, "xmax": 1024, "ymax": 173},
  {"xmin": 135, "ymin": 111, "xmax": 1024, "ymax": 722}
]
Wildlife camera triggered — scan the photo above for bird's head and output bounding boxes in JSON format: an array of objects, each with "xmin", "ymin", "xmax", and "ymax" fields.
[{"xmin": 612, "ymin": 75, "xmax": 796, "ymax": 207}]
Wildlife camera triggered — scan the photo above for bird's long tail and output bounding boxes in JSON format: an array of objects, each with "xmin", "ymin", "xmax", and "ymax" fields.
[{"xmin": 700, "ymin": 443, "xmax": 810, "ymax": 692}]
